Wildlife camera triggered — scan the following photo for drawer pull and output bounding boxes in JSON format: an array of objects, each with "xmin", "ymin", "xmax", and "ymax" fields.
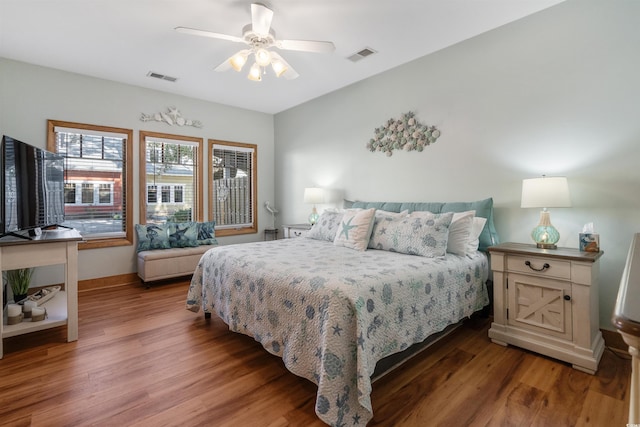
[
  {"xmin": 564, "ymin": 295, "xmax": 571, "ymax": 301},
  {"xmin": 525, "ymin": 260, "xmax": 550, "ymax": 272}
]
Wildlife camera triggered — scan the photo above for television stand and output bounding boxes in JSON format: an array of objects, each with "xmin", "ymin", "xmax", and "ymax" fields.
[{"xmin": 0, "ymin": 229, "xmax": 83, "ymax": 358}]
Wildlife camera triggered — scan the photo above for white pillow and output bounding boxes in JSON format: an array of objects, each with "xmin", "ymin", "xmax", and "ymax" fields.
[
  {"xmin": 466, "ymin": 217, "xmax": 487, "ymax": 255},
  {"xmin": 333, "ymin": 208, "xmax": 376, "ymax": 251},
  {"xmin": 446, "ymin": 210, "xmax": 475, "ymax": 256}
]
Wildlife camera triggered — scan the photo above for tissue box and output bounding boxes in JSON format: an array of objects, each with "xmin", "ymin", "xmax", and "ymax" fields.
[{"xmin": 579, "ymin": 233, "xmax": 600, "ymax": 252}]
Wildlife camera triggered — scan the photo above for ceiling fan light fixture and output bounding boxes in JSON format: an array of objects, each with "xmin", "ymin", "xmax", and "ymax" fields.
[
  {"xmin": 177, "ymin": 2, "xmax": 334, "ymax": 81},
  {"xmin": 271, "ymin": 59, "xmax": 287, "ymax": 78},
  {"xmin": 247, "ymin": 62, "xmax": 262, "ymax": 81},
  {"xmin": 254, "ymin": 48, "xmax": 272, "ymax": 67},
  {"xmin": 229, "ymin": 50, "xmax": 250, "ymax": 72}
]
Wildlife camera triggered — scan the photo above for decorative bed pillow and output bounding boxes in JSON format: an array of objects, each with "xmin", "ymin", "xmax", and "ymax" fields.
[
  {"xmin": 307, "ymin": 210, "xmax": 345, "ymax": 242},
  {"xmin": 196, "ymin": 221, "xmax": 218, "ymax": 245},
  {"xmin": 466, "ymin": 217, "xmax": 487, "ymax": 255},
  {"xmin": 446, "ymin": 210, "xmax": 475, "ymax": 256},
  {"xmin": 168, "ymin": 222, "xmax": 199, "ymax": 248},
  {"xmin": 135, "ymin": 223, "xmax": 171, "ymax": 252},
  {"xmin": 369, "ymin": 211, "xmax": 454, "ymax": 257},
  {"xmin": 368, "ymin": 210, "xmax": 409, "ymax": 248},
  {"xmin": 333, "ymin": 208, "xmax": 376, "ymax": 251}
]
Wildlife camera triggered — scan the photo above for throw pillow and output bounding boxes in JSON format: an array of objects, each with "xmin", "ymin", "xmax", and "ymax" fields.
[
  {"xmin": 333, "ymin": 208, "xmax": 376, "ymax": 251},
  {"xmin": 368, "ymin": 210, "xmax": 409, "ymax": 248},
  {"xmin": 369, "ymin": 211, "xmax": 454, "ymax": 257},
  {"xmin": 196, "ymin": 221, "xmax": 218, "ymax": 245},
  {"xmin": 446, "ymin": 210, "xmax": 475, "ymax": 256},
  {"xmin": 466, "ymin": 217, "xmax": 487, "ymax": 255},
  {"xmin": 135, "ymin": 223, "xmax": 170, "ymax": 252},
  {"xmin": 167, "ymin": 222, "xmax": 199, "ymax": 248},
  {"xmin": 307, "ymin": 210, "xmax": 345, "ymax": 242}
]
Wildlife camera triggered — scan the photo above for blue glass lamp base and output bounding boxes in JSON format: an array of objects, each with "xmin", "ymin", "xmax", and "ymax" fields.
[
  {"xmin": 530, "ymin": 210, "xmax": 561, "ymax": 249},
  {"xmin": 308, "ymin": 207, "xmax": 319, "ymax": 225}
]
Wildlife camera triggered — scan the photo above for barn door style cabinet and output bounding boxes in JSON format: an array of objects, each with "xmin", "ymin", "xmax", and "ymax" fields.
[{"xmin": 488, "ymin": 242, "xmax": 604, "ymax": 374}]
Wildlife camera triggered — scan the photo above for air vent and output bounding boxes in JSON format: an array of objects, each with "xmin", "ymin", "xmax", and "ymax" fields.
[
  {"xmin": 147, "ymin": 71, "xmax": 178, "ymax": 82},
  {"xmin": 347, "ymin": 47, "xmax": 377, "ymax": 62}
]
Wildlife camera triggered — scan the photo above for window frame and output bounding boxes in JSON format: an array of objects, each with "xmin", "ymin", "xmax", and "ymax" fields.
[
  {"xmin": 139, "ymin": 131, "xmax": 204, "ymax": 224},
  {"xmin": 209, "ymin": 139, "xmax": 258, "ymax": 237},
  {"xmin": 47, "ymin": 120, "xmax": 133, "ymax": 250}
]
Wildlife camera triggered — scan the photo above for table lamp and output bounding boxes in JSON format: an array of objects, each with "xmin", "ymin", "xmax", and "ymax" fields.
[
  {"xmin": 521, "ymin": 176, "xmax": 571, "ymax": 249},
  {"xmin": 303, "ymin": 187, "xmax": 324, "ymax": 225}
]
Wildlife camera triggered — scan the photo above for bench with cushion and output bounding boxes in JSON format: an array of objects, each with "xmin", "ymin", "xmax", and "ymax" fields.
[{"xmin": 135, "ymin": 221, "xmax": 218, "ymax": 285}]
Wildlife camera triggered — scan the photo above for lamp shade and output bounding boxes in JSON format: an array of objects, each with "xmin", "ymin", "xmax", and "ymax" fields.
[
  {"xmin": 303, "ymin": 187, "xmax": 324, "ymax": 204},
  {"xmin": 521, "ymin": 176, "xmax": 571, "ymax": 208}
]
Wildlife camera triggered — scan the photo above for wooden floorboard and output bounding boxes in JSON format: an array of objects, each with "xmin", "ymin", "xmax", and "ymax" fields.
[{"xmin": 0, "ymin": 279, "xmax": 632, "ymax": 426}]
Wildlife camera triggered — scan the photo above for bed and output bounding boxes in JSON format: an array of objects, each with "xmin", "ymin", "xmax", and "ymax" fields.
[{"xmin": 186, "ymin": 198, "xmax": 499, "ymax": 426}]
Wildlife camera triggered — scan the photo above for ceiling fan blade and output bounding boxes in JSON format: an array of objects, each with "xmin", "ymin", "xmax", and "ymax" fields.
[
  {"xmin": 269, "ymin": 51, "xmax": 299, "ymax": 80},
  {"xmin": 175, "ymin": 26, "xmax": 245, "ymax": 44},
  {"xmin": 276, "ymin": 39, "xmax": 335, "ymax": 53},
  {"xmin": 251, "ymin": 3, "xmax": 274, "ymax": 36}
]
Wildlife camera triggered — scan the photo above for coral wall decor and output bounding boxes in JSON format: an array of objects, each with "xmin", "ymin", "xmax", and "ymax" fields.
[
  {"xmin": 366, "ymin": 111, "xmax": 440, "ymax": 156},
  {"xmin": 140, "ymin": 107, "xmax": 203, "ymax": 128}
]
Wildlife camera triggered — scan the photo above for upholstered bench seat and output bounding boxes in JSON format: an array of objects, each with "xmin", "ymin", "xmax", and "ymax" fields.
[{"xmin": 137, "ymin": 244, "xmax": 217, "ymax": 284}]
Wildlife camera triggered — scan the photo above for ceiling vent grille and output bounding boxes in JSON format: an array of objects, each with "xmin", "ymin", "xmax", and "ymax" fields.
[
  {"xmin": 347, "ymin": 47, "xmax": 377, "ymax": 62},
  {"xmin": 147, "ymin": 71, "xmax": 178, "ymax": 82}
]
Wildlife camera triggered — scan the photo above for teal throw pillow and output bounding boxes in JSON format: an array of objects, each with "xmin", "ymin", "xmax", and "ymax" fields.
[
  {"xmin": 135, "ymin": 223, "xmax": 171, "ymax": 252},
  {"xmin": 196, "ymin": 221, "xmax": 218, "ymax": 245},
  {"xmin": 168, "ymin": 222, "xmax": 199, "ymax": 248}
]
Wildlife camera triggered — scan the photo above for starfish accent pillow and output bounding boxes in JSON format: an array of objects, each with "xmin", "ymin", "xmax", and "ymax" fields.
[{"xmin": 333, "ymin": 208, "xmax": 376, "ymax": 251}]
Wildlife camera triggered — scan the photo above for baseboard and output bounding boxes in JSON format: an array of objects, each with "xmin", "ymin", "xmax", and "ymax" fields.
[{"xmin": 79, "ymin": 273, "xmax": 141, "ymax": 292}]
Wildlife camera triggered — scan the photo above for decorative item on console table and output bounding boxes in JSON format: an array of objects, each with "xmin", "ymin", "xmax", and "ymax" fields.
[
  {"xmin": 488, "ymin": 242, "xmax": 604, "ymax": 374},
  {"xmin": 5, "ymin": 268, "xmax": 34, "ymax": 303}
]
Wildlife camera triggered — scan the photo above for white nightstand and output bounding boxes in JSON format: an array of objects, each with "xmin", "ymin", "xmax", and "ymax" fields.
[
  {"xmin": 488, "ymin": 242, "xmax": 604, "ymax": 374},
  {"xmin": 282, "ymin": 224, "xmax": 312, "ymax": 239}
]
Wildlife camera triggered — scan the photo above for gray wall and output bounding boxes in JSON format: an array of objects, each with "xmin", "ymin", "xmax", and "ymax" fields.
[
  {"xmin": 274, "ymin": 0, "xmax": 640, "ymax": 330},
  {"xmin": 0, "ymin": 58, "xmax": 274, "ymax": 283}
]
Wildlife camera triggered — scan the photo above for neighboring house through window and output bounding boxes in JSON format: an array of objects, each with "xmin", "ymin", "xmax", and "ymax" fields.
[
  {"xmin": 47, "ymin": 120, "xmax": 133, "ymax": 249},
  {"xmin": 140, "ymin": 131, "xmax": 203, "ymax": 224}
]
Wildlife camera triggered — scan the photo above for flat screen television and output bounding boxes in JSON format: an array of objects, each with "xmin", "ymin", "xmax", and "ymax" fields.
[{"xmin": 1, "ymin": 135, "xmax": 65, "ymax": 238}]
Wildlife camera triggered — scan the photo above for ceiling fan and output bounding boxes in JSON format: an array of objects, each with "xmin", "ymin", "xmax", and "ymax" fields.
[{"xmin": 175, "ymin": 3, "xmax": 335, "ymax": 81}]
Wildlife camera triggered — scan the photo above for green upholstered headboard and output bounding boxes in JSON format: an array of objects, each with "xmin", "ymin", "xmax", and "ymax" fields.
[{"xmin": 347, "ymin": 197, "xmax": 499, "ymax": 252}]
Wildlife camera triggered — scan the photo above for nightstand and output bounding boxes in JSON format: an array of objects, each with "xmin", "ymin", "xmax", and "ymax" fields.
[
  {"xmin": 488, "ymin": 242, "xmax": 604, "ymax": 374},
  {"xmin": 282, "ymin": 224, "xmax": 312, "ymax": 239}
]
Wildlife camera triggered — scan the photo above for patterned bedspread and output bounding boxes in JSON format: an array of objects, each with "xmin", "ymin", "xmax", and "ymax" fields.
[{"xmin": 186, "ymin": 238, "xmax": 489, "ymax": 426}]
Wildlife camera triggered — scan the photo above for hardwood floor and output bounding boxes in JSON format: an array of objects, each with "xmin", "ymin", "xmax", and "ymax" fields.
[{"xmin": 0, "ymin": 280, "xmax": 632, "ymax": 426}]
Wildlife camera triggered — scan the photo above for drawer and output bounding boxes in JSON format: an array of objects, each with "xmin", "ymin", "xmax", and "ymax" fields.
[
  {"xmin": 283, "ymin": 225, "xmax": 311, "ymax": 238},
  {"xmin": 506, "ymin": 255, "xmax": 571, "ymax": 280},
  {"xmin": 288, "ymin": 228, "xmax": 308, "ymax": 238}
]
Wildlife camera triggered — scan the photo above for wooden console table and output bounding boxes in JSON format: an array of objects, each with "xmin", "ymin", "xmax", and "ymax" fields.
[
  {"xmin": 613, "ymin": 233, "xmax": 640, "ymax": 423},
  {"xmin": 0, "ymin": 229, "xmax": 82, "ymax": 358}
]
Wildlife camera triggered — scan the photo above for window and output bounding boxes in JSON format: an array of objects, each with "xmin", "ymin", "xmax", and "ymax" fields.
[
  {"xmin": 64, "ymin": 181, "xmax": 113, "ymax": 205},
  {"xmin": 140, "ymin": 131, "xmax": 203, "ymax": 224},
  {"xmin": 47, "ymin": 120, "xmax": 133, "ymax": 249},
  {"xmin": 209, "ymin": 140, "xmax": 257, "ymax": 236}
]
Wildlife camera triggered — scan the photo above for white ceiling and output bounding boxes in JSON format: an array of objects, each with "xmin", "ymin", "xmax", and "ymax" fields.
[{"xmin": 0, "ymin": 0, "xmax": 564, "ymax": 114}]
